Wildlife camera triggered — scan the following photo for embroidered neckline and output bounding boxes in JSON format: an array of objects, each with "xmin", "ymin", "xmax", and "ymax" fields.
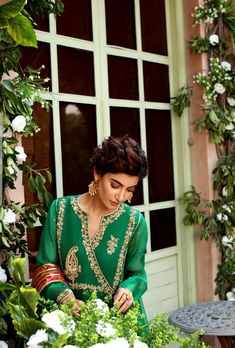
[{"xmin": 71, "ymin": 196, "xmax": 125, "ymax": 249}]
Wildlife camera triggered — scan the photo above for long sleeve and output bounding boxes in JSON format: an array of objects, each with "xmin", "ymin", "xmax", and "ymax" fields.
[
  {"xmin": 118, "ymin": 212, "xmax": 148, "ymax": 300},
  {"xmin": 35, "ymin": 199, "xmax": 72, "ymax": 302}
]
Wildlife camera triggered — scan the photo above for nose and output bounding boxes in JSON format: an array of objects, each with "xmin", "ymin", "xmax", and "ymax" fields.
[{"xmin": 116, "ymin": 190, "xmax": 125, "ymax": 202}]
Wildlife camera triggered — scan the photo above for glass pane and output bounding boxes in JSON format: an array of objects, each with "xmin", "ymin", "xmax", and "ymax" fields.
[
  {"xmin": 140, "ymin": 0, "xmax": 168, "ymax": 55},
  {"xmin": 58, "ymin": 46, "xmax": 95, "ymax": 95},
  {"xmin": 108, "ymin": 55, "xmax": 138, "ymax": 100},
  {"xmin": 150, "ymin": 208, "xmax": 176, "ymax": 251},
  {"xmin": 21, "ymin": 42, "xmax": 51, "ymax": 90},
  {"xmin": 145, "ymin": 109, "xmax": 174, "ymax": 202},
  {"xmin": 57, "ymin": 0, "xmax": 93, "ymax": 40},
  {"xmin": 143, "ymin": 61, "xmax": 170, "ymax": 102},
  {"xmin": 105, "ymin": 0, "xmax": 136, "ymax": 49},
  {"xmin": 110, "ymin": 107, "xmax": 143, "ymax": 205},
  {"xmin": 22, "ymin": 103, "xmax": 56, "ymax": 205},
  {"xmin": 60, "ymin": 102, "xmax": 97, "ymax": 195}
]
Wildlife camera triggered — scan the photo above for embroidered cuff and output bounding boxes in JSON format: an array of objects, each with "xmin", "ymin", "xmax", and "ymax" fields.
[{"xmin": 56, "ymin": 289, "xmax": 75, "ymax": 304}]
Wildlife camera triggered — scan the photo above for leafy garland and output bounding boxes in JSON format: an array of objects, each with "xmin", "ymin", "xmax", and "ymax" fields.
[
  {"xmin": 172, "ymin": 0, "xmax": 235, "ymax": 299},
  {"xmin": 0, "ymin": 0, "xmax": 63, "ymax": 263}
]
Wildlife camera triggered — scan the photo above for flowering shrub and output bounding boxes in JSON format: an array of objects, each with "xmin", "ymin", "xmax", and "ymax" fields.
[
  {"xmin": 0, "ymin": 259, "xmax": 209, "ymax": 348},
  {"xmin": 172, "ymin": 0, "xmax": 235, "ymax": 300}
]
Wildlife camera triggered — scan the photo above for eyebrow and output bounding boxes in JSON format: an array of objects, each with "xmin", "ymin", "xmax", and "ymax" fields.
[{"xmin": 111, "ymin": 178, "xmax": 137, "ymax": 189}]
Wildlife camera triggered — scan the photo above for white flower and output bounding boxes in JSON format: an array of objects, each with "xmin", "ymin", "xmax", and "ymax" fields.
[
  {"xmin": 27, "ymin": 329, "xmax": 48, "ymax": 347},
  {"xmin": 225, "ymin": 123, "xmax": 234, "ymax": 131},
  {"xmin": 0, "ymin": 341, "xmax": 8, "ymax": 348},
  {"xmin": 134, "ymin": 340, "xmax": 149, "ymax": 348},
  {"xmin": 226, "ymin": 291, "xmax": 235, "ymax": 301},
  {"xmin": 216, "ymin": 213, "xmax": 222, "ymax": 221},
  {"xmin": 214, "ymin": 83, "xmax": 225, "ymax": 94},
  {"xmin": 89, "ymin": 345, "xmax": 106, "ymax": 348},
  {"xmin": 96, "ymin": 320, "xmax": 116, "ymax": 337},
  {"xmin": 106, "ymin": 338, "xmax": 129, "ymax": 348},
  {"xmin": 0, "ymin": 267, "xmax": 7, "ymax": 283},
  {"xmin": 209, "ymin": 34, "xmax": 219, "ymax": 45},
  {"xmin": 7, "ymin": 166, "xmax": 15, "ymax": 175},
  {"xmin": 15, "ymin": 146, "xmax": 27, "ymax": 162},
  {"xmin": 11, "ymin": 115, "xmax": 26, "ymax": 132},
  {"xmin": 222, "ymin": 187, "xmax": 228, "ymax": 197},
  {"xmin": 222, "ymin": 205, "xmax": 231, "ymax": 213},
  {"xmin": 42, "ymin": 310, "xmax": 75, "ymax": 335},
  {"xmin": 222, "ymin": 235, "xmax": 233, "ymax": 248},
  {"xmin": 3, "ymin": 209, "xmax": 16, "ymax": 224},
  {"xmin": 221, "ymin": 61, "xmax": 231, "ymax": 71},
  {"xmin": 93, "ymin": 298, "xmax": 109, "ymax": 314},
  {"xmin": 227, "ymin": 97, "xmax": 235, "ymax": 106}
]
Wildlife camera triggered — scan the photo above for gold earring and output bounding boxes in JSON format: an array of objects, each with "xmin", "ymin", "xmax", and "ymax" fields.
[
  {"xmin": 128, "ymin": 193, "xmax": 133, "ymax": 204},
  {"xmin": 88, "ymin": 180, "xmax": 98, "ymax": 196}
]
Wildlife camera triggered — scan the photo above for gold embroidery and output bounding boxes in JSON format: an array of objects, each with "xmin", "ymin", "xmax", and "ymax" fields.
[
  {"xmin": 56, "ymin": 289, "xmax": 75, "ymax": 304},
  {"xmin": 107, "ymin": 235, "xmax": 119, "ymax": 255},
  {"xmin": 68, "ymin": 281, "xmax": 105, "ymax": 293},
  {"xmin": 71, "ymin": 197, "xmax": 137, "ymax": 296},
  {"xmin": 91, "ymin": 205, "xmax": 125, "ymax": 248},
  {"xmin": 56, "ymin": 198, "xmax": 66, "ymax": 268},
  {"xmin": 65, "ymin": 246, "xmax": 81, "ymax": 283},
  {"xmin": 112, "ymin": 209, "xmax": 137, "ymax": 292}
]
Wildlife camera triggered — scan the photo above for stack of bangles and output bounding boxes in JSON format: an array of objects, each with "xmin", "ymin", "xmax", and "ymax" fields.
[{"xmin": 32, "ymin": 264, "xmax": 68, "ymax": 293}]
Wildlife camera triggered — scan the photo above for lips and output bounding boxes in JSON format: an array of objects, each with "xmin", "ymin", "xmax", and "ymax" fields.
[{"xmin": 110, "ymin": 201, "xmax": 120, "ymax": 206}]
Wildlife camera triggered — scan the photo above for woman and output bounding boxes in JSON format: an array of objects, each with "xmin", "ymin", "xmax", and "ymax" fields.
[{"xmin": 32, "ymin": 135, "xmax": 148, "ymax": 325}]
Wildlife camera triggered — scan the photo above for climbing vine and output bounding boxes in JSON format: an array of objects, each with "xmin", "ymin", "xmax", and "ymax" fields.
[{"xmin": 172, "ymin": 0, "xmax": 235, "ymax": 299}]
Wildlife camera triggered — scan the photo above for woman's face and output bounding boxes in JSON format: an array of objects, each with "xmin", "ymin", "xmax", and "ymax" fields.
[{"xmin": 95, "ymin": 172, "xmax": 139, "ymax": 210}]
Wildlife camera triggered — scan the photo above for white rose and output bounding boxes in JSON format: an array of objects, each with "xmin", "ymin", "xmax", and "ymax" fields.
[
  {"xmin": 42, "ymin": 310, "xmax": 75, "ymax": 335},
  {"xmin": 3, "ymin": 209, "xmax": 16, "ymax": 224},
  {"xmin": 222, "ymin": 236, "xmax": 233, "ymax": 247},
  {"xmin": 226, "ymin": 291, "xmax": 235, "ymax": 301},
  {"xmin": 222, "ymin": 187, "xmax": 228, "ymax": 196},
  {"xmin": 96, "ymin": 320, "xmax": 116, "ymax": 337},
  {"xmin": 106, "ymin": 338, "xmax": 129, "ymax": 348},
  {"xmin": 225, "ymin": 123, "xmax": 234, "ymax": 131},
  {"xmin": 7, "ymin": 166, "xmax": 15, "ymax": 175},
  {"xmin": 216, "ymin": 213, "xmax": 222, "ymax": 221},
  {"xmin": 214, "ymin": 83, "xmax": 225, "ymax": 94},
  {"xmin": 93, "ymin": 298, "xmax": 109, "ymax": 314},
  {"xmin": 15, "ymin": 146, "xmax": 27, "ymax": 162},
  {"xmin": 88, "ymin": 344, "xmax": 106, "ymax": 348},
  {"xmin": 0, "ymin": 267, "xmax": 7, "ymax": 283},
  {"xmin": 0, "ymin": 341, "xmax": 8, "ymax": 348},
  {"xmin": 209, "ymin": 34, "xmax": 219, "ymax": 45},
  {"xmin": 11, "ymin": 115, "xmax": 26, "ymax": 132},
  {"xmin": 134, "ymin": 340, "xmax": 149, "ymax": 348},
  {"xmin": 27, "ymin": 329, "xmax": 48, "ymax": 347},
  {"xmin": 221, "ymin": 61, "xmax": 231, "ymax": 71},
  {"xmin": 227, "ymin": 97, "xmax": 235, "ymax": 106}
]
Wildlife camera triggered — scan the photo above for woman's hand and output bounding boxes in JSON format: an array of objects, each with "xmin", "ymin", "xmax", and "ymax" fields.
[
  {"xmin": 72, "ymin": 299, "xmax": 84, "ymax": 317},
  {"xmin": 113, "ymin": 288, "xmax": 133, "ymax": 313}
]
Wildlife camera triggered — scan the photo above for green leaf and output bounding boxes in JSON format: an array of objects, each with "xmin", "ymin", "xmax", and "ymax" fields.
[
  {"xmin": 0, "ymin": 0, "xmax": 26, "ymax": 18},
  {"xmin": 19, "ymin": 287, "xmax": 40, "ymax": 317},
  {"xmin": 7, "ymin": 13, "xmax": 37, "ymax": 47},
  {"xmin": 11, "ymin": 257, "xmax": 26, "ymax": 287},
  {"xmin": 0, "ymin": 16, "xmax": 9, "ymax": 28},
  {"xmin": 2, "ymin": 236, "xmax": 10, "ymax": 247},
  {"xmin": 0, "ymin": 283, "xmax": 16, "ymax": 291},
  {"xmin": 1, "ymin": 79, "xmax": 14, "ymax": 92},
  {"xmin": 28, "ymin": 175, "xmax": 36, "ymax": 193},
  {"xmin": 14, "ymin": 318, "xmax": 44, "ymax": 339}
]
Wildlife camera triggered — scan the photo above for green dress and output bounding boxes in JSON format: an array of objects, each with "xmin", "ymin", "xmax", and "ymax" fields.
[{"xmin": 36, "ymin": 195, "xmax": 148, "ymax": 324}]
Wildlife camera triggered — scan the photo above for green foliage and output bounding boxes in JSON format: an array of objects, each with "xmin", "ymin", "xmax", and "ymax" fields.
[
  {"xmin": 176, "ymin": 0, "xmax": 235, "ymax": 300},
  {"xmin": 171, "ymin": 84, "xmax": 192, "ymax": 117},
  {"xmin": 0, "ymin": 261, "xmax": 210, "ymax": 347}
]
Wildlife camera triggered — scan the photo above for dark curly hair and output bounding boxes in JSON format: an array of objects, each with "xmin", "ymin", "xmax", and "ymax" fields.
[{"xmin": 89, "ymin": 135, "xmax": 148, "ymax": 179}]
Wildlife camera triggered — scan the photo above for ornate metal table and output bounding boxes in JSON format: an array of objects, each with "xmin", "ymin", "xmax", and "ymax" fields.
[{"xmin": 168, "ymin": 301, "xmax": 235, "ymax": 347}]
